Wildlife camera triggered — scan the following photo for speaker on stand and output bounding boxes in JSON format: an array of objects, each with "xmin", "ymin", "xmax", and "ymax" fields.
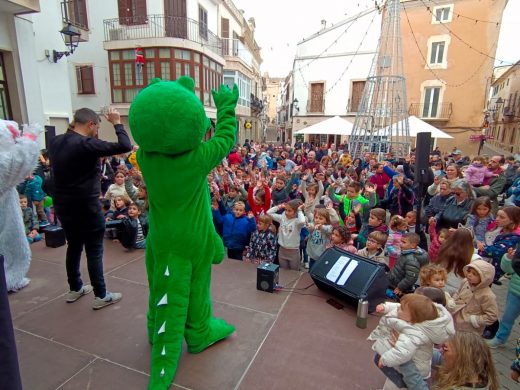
[{"xmin": 414, "ymin": 131, "xmax": 432, "ymax": 236}]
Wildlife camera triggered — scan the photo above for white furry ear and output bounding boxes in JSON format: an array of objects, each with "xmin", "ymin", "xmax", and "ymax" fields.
[
  {"xmin": 22, "ymin": 123, "xmax": 43, "ymax": 137},
  {"xmin": 0, "ymin": 120, "xmax": 20, "ymax": 147}
]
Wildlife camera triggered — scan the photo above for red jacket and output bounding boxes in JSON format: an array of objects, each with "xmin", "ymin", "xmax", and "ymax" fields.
[
  {"xmin": 227, "ymin": 152, "xmax": 242, "ymax": 165},
  {"xmin": 369, "ymin": 172, "xmax": 390, "ymax": 200},
  {"xmin": 248, "ymin": 184, "xmax": 271, "ymax": 222}
]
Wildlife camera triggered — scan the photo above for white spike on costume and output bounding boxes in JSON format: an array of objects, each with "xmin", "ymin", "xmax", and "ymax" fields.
[
  {"xmin": 161, "ymin": 346, "xmax": 166, "ymax": 356},
  {"xmin": 160, "ymin": 368, "xmax": 165, "ymax": 377},
  {"xmin": 158, "ymin": 321, "xmax": 166, "ymax": 334},
  {"xmin": 164, "ymin": 266, "xmax": 170, "ymax": 276},
  {"xmin": 157, "ymin": 294, "xmax": 168, "ymax": 306}
]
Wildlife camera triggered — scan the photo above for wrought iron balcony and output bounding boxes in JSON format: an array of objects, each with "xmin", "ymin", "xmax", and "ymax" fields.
[
  {"xmin": 103, "ymin": 15, "xmax": 222, "ymax": 57},
  {"xmin": 408, "ymin": 102, "xmax": 452, "ymax": 121},
  {"xmin": 221, "ymin": 38, "xmax": 254, "ymax": 68}
]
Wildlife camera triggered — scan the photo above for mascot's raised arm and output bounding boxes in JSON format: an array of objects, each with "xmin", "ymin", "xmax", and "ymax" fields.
[
  {"xmin": 129, "ymin": 76, "xmax": 239, "ymax": 390},
  {"xmin": 0, "ymin": 120, "xmax": 41, "ymax": 292}
]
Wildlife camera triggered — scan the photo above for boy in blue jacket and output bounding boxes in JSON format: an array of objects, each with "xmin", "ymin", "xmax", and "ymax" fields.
[
  {"xmin": 24, "ymin": 175, "xmax": 48, "ymax": 227},
  {"xmin": 212, "ymin": 201, "xmax": 256, "ymax": 260}
]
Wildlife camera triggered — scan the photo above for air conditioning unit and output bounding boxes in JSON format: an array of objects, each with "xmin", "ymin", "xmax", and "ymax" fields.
[{"xmin": 109, "ymin": 28, "xmax": 127, "ymax": 41}]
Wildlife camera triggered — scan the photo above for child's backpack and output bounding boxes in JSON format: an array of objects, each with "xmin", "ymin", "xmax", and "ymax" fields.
[{"xmin": 117, "ymin": 218, "xmax": 138, "ymax": 249}]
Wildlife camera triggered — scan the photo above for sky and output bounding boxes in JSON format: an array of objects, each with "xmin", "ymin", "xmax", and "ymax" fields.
[{"xmin": 233, "ymin": 0, "xmax": 520, "ymax": 77}]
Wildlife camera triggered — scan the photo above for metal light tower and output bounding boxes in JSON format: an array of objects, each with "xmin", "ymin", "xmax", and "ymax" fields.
[{"xmin": 349, "ymin": 0, "xmax": 410, "ymax": 158}]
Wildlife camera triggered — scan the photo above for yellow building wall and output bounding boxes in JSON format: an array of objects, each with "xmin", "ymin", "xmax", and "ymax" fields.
[{"xmin": 401, "ymin": 0, "xmax": 507, "ymax": 156}]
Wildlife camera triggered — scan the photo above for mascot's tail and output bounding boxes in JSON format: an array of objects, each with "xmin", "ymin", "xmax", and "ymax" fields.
[{"xmin": 147, "ymin": 256, "xmax": 235, "ymax": 390}]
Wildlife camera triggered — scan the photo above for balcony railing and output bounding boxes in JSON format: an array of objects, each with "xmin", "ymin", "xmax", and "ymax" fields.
[
  {"xmin": 408, "ymin": 102, "xmax": 452, "ymax": 121},
  {"xmin": 103, "ymin": 15, "xmax": 222, "ymax": 57},
  {"xmin": 221, "ymin": 38, "xmax": 254, "ymax": 68}
]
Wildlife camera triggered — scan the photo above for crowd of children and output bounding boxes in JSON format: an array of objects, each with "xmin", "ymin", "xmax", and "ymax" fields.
[{"xmin": 20, "ymin": 138, "xmax": 520, "ymax": 388}]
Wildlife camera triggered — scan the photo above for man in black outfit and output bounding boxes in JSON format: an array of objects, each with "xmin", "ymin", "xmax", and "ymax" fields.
[{"xmin": 48, "ymin": 108, "xmax": 132, "ymax": 310}]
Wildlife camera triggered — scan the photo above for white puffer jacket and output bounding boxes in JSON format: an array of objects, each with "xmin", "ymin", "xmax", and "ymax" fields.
[{"xmin": 368, "ymin": 302, "xmax": 455, "ymax": 378}]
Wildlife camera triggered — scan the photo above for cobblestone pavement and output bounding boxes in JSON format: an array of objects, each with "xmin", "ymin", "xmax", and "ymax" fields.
[{"xmin": 490, "ymin": 278, "xmax": 519, "ymax": 390}]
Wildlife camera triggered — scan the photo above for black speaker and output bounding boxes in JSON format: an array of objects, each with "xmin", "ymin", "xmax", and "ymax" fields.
[
  {"xmin": 310, "ymin": 247, "xmax": 388, "ymax": 312},
  {"xmin": 44, "ymin": 125, "xmax": 56, "ymax": 149},
  {"xmin": 414, "ymin": 132, "xmax": 432, "ymax": 184},
  {"xmin": 43, "ymin": 225, "xmax": 66, "ymax": 248},
  {"xmin": 257, "ymin": 263, "xmax": 279, "ymax": 293}
]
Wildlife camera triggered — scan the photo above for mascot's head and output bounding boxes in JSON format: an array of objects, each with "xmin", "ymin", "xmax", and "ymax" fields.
[{"xmin": 128, "ymin": 76, "xmax": 211, "ymax": 155}]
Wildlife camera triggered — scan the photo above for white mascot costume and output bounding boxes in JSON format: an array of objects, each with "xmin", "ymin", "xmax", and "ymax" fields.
[{"xmin": 0, "ymin": 120, "xmax": 41, "ymax": 292}]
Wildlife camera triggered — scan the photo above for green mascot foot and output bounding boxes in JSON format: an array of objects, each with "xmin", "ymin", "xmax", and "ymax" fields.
[{"xmin": 187, "ymin": 318, "xmax": 236, "ymax": 354}]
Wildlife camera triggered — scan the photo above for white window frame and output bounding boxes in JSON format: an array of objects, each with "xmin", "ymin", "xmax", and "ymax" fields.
[
  {"xmin": 426, "ymin": 35, "xmax": 451, "ymax": 70},
  {"xmin": 420, "ymin": 81, "xmax": 445, "ymax": 119},
  {"xmin": 431, "ymin": 4, "xmax": 454, "ymax": 24}
]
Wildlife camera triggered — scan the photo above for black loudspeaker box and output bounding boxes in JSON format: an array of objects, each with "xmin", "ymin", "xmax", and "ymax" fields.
[
  {"xmin": 414, "ymin": 132, "xmax": 432, "ymax": 184},
  {"xmin": 44, "ymin": 125, "xmax": 56, "ymax": 149},
  {"xmin": 43, "ymin": 225, "xmax": 66, "ymax": 248},
  {"xmin": 257, "ymin": 262, "xmax": 279, "ymax": 293},
  {"xmin": 310, "ymin": 247, "xmax": 388, "ymax": 313}
]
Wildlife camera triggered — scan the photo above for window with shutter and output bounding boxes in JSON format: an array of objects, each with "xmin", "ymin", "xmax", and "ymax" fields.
[
  {"xmin": 118, "ymin": 0, "xmax": 147, "ymax": 25},
  {"xmin": 199, "ymin": 5, "xmax": 208, "ymax": 40},
  {"xmin": 76, "ymin": 65, "xmax": 95, "ymax": 94},
  {"xmin": 310, "ymin": 83, "xmax": 324, "ymax": 113},
  {"xmin": 350, "ymin": 80, "xmax": 366, "ymax": 112},
  {"xmin": 221, "ymin": 17, "xmax": 229, "ymax": 55},
  {"xmin": 63, "ymin": 0, "xmax": 89, "ymax": 29}
]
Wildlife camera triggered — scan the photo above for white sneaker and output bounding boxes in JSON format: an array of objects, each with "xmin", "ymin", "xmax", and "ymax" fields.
[
  {"xmin": 65, "ymin": 284, "xmax": 93, "ymax": 303},
  {"xmin": 92, "ymin": 291, "xmax": 122, "ymax": 310},
  {"xmin": 304, "ymin": 262, "xmax": 310, "ymax": 269}
]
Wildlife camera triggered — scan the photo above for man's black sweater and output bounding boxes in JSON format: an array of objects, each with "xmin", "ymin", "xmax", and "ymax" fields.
[{"xmin": 48, "ymin": 124, "xmax": 132, "ymax": 206}]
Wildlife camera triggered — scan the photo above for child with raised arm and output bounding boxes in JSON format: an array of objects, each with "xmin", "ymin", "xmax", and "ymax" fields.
[
  {"xmin": 245, "ymin": 215, "xmax": 277, "ymax": 264},
  {"xmin": 300, "ymin": 171, "xmax": 324, "ymax": 222},
  {"xmin": 306, "ymin": 208, "xmax": 333, "ymax": 270},
  {"xmin": 248, "ymin": 176, "xmax": 271, "ymax": 222},
  {"xmin": 267, "ymin": 199, "xmax": 306, "ymax": 270}
]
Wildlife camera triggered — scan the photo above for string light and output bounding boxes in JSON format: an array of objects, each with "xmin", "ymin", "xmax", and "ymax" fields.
[
  {"xmin": 326, "ymin": 11, "xmax": 378, "ymax": 94},
  {"xmin": 427, "ymin": 0, "xmax": 503, "ymax": 25},
  {"xmin": 418, "ymin": 0, "xmax": 513, "ymax": 65},
  {"xmin": 403, "ymin": 6, "xmax": 496, "ymax": 88}
]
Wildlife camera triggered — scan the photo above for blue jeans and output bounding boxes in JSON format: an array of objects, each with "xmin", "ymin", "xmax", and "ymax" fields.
[
  {"xmin": 59, "ymin": 206, "xmax": 107, "ymax": 298},
  {"xmin": 375, "ymin": 354, "xmax": 429, "ymax": 390},
  {"xmin": 496, "ymin": 290, "xmax": 520, "ymax": 343},
  {"xmin": 399, "ymin": 360, "xmax": 428, "ymax": 390},
  {"xmin": 374, "ymin": 354, "xmax": 407, "ymax": 388}
]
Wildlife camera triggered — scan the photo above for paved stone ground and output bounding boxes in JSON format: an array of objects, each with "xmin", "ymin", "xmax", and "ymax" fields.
[
  {"xmin": 7, "ymin": 240, "xmax": 520, "ymax": 389},
  {"xmin": 489, "ymin": 278, "xmax": 519, "ymax": 390}
]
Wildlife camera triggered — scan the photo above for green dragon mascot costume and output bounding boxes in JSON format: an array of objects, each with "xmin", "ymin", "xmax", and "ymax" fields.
[{"xmin": 129, "ymin": 76, "xmax": 238, "ymax": 389}]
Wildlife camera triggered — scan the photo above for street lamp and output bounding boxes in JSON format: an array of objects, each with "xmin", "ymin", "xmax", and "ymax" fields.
[
  {"xmin": 292, "ymin": 98, "xmax": 299, "ymax": 116},
  {"xmin": 52, "ymin": 23, "xmax": 81, "ymax": 63}
]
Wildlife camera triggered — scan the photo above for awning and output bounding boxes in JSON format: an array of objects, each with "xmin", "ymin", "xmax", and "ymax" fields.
[{"xmin": 294, "ymin": 116, "xmax": 354, "ymax": 136}]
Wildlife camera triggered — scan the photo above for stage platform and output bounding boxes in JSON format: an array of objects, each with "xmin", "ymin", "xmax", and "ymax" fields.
[{"xmin": 8, "ymin": 240, "xmax": 517, "ymax": 389}]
